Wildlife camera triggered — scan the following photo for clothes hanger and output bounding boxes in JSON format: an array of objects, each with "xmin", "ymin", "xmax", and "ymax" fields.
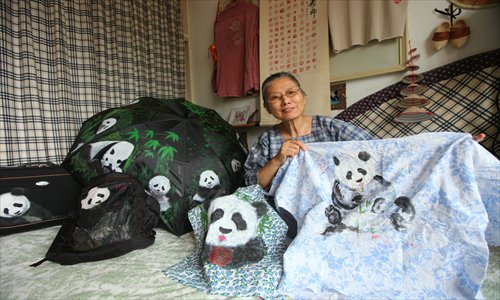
[{"xmin": 434, "ymin": 3, "xmax": 462, "ymax": 26}]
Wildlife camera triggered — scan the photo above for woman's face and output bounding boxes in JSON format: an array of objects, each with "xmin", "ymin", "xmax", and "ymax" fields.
[{"xmin": 265, "ymin": 77, "xmax": 306, "ymax": 121}]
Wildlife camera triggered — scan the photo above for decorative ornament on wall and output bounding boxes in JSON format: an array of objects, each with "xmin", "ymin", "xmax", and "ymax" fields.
[
  {"xmin": 394, "ymin": 44, "xmax": 434, "ymax": 123},
  {"xmin": 431, "ymin": 3, "xmax": 471, "ymax": 51}
]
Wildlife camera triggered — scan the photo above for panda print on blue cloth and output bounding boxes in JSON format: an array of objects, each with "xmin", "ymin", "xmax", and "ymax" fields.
[
  {"xmin": 203, "ymin": 194, "xmax": 268, "ymax": 268},
  {"xmin": 323, "ymin": 151, "xmax": 415, "ymax": 235},
  {"xmin": 391, "ymin": 196, "xmax": 416, "ymax": 231}
]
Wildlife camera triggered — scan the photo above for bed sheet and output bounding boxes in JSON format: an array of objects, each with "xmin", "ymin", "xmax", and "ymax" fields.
[
  {"xmin": 0, "ymin": 216, "xmax": 498, "ymax": 299},
  {"xmin": 0, "ymin": 226, "xmax": 253, "ymax": 300}
]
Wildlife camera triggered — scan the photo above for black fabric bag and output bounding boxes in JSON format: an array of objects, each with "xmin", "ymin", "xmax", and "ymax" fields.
[
  {"xmin": 0, "ymin": 163, "xmax": 82, "ymax": 235},
  {"xmin": 34, "ymin": 172, "xmax": 160, "ymax": 265}
]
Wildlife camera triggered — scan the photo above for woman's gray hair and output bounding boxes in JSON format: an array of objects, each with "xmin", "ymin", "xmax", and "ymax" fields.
[{"xmin": 261, "ymin": 72, "xmax": 306, "ymax": 109}]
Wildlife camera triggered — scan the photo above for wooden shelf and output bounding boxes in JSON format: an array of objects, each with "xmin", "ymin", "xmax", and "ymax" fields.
[
  {"xmin": 233, "ymin": 122, "xmax": 259, "ymax": 128},
  {"xmin": 232, "ymin": 122, "xmax": 259, "ymax": 148}
]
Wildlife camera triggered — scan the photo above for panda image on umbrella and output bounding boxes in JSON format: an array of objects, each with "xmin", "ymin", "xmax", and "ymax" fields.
[
  {"xmin": 147, "ymin": 175, "xmax": 172, "ymax": 212},
  {"xmin": 88, "ymin": 141, "xmax": 135, "ymax": 173},
  {"xmin": 192, "ymin": 170, "xmax": 221, "ymax": 203},
  {"xmin": 63, "ymin": 97, "xmax": 247, "ymax": 236}
]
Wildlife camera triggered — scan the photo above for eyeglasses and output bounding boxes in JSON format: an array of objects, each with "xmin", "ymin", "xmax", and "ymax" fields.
[{"xmin": 267, "ymin": 88, "xmax": 302, "ymax": 104}]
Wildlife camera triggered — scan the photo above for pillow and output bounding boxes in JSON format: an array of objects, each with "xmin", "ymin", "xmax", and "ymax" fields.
[{"xmin": 164, "ymin": 185, "xmax": 288, "ymax": 298}]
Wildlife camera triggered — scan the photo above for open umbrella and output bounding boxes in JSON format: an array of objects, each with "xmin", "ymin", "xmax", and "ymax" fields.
[{"xmin": 62, "ymin": 97, "xmax": 248, "ymax": 236}]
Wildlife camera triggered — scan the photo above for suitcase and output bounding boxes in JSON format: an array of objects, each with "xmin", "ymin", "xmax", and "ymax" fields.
[{"xmin": 0, "ymin": 163, "xmax": 83, "ymax": 235}]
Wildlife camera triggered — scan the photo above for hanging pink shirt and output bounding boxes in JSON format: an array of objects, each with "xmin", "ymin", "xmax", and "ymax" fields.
[{"xmin": 213, "ymin": 0, "xmax": 259, "ymax": 98}]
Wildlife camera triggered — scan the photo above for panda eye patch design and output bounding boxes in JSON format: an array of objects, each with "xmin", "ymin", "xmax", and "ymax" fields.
[
  {"xmin": 232, "ymin": 212, "xmax": 247, "ymax": 230},
  {"xmin": 346, "ymin": 171, "xmax": 352, "ymax": 180},
  {"xmin": 14, "ymin": 203, "xmax": 24, "ymax": 208},
  {"xmin": 210, "ymin": 208, "xmax": 224, "ymax": 223},
  {"xmin": 358, "ymin": 168, "xmax": 367, "ymax": 175}
]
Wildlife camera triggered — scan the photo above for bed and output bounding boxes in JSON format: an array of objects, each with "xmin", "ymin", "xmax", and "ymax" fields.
[
  {"xmin": 0, "ymin": 226, "xmax": 206, "ymax": 299},
  {"xmin": 0, "ymin": 219, "xmax": 498, "ymax": 299},
  {"xmin": 1, "ymin": 49, "xmax": 499, "ymax": 299}
]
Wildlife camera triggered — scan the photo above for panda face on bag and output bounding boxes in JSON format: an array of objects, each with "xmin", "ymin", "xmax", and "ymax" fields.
[
  {"xmin": 333, "ymin": 151, "xmax": 377, "ymax": 190},
  {"xmin": 205, "ymin": 195, "xmax": 263, "ymax": 248},
  {"xmin": 199, "ymin": 170, "xmax": 220, "ymax": 189},
  {"xmin": 81, "ymin": 186, "xmax": 111, "ymax": 210},
  {"xmin": 0, "ymin": 192, "xmax": 31, "ymax": 218}
]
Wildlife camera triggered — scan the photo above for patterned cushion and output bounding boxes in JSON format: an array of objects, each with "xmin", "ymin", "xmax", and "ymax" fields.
[{"xmin": 164, "ymin": 185, "xmax": 288, "ymax": 298}]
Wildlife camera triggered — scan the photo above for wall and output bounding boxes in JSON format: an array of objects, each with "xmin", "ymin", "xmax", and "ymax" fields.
[
  {"xmin": 343, "ymin": 0, "xmax": 500, "ymax": 118},
  {"xmin": 186, "ymin": 0, "xmax": 500, "ymax": 146}
]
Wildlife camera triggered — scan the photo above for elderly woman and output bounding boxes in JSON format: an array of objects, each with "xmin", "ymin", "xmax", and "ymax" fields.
[
  {"xmin": 244, "ymin": 72, "xmax": 487, "ymax": 190},
  {"xmin": 244, "ymin": 72, "xmax": 374, "ymax": 189}
]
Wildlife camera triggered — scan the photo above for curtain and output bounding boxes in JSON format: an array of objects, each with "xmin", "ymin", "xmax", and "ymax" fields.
[
  {"xmin": 0, "ymin": 0, "xmax": 185, "ymax": 166},
  {"xmin": 328, "ymin": 0, "xmax": 408, "ymax": 53}
]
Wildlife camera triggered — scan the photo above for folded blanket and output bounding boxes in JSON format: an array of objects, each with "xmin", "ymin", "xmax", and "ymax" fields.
[{"xmin": 272, "ymin": 132, "xmax": 499, "ymax": 299}]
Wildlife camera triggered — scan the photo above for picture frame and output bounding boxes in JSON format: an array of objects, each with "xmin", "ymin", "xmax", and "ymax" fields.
[
  {"xmin": 228, "ymin": 106, "xmax": 250, "ymax": 126},
  {"xmin": 330, "ymin": 82, "xmax": 347, "ymax": 110}
]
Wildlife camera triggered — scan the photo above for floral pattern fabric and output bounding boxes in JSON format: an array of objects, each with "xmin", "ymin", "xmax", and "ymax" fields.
[
  {"xmin": 164, "ymin": 185, "xmax": 288, "ymax": 299},
  {"xmin": 271, "ymin": 132, "xmax": 499, "ymax": 299}
]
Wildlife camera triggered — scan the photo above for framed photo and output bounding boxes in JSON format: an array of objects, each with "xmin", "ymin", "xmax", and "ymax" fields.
[
  {"xmin": 228, "ymin": 106, "xmax": 250, "ymax": 126},
  {"xmin": 330, "ymin": 82, "xmax": 347, "ymax": 110}
]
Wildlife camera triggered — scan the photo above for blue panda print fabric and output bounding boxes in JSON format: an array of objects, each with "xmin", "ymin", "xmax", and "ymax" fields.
[
  {"xmin": 271, "ymin": 132, "xmax": 499, "ymax": 299},
  {"xmin": 164, "ymin": 185, "xmax": 288, "ymax": 299}
]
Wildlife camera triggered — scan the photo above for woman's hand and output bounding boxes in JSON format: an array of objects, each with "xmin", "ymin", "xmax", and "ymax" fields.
[
  {"xmin": 258, "ymin": 140, "xmax": 307, "ymax": 189},
  {"xmin": 473, "ymin": 133, "xmax": 485, "ymax": 142},
  {"xmin": 274, "ymin": 139, "xmax": 308, "ymax": 165}
]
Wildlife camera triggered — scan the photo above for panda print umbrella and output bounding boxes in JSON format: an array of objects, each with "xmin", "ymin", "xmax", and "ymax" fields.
[{"xmin": 62, "ymin": 97, "xmax": 248, "ymax": 236}]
